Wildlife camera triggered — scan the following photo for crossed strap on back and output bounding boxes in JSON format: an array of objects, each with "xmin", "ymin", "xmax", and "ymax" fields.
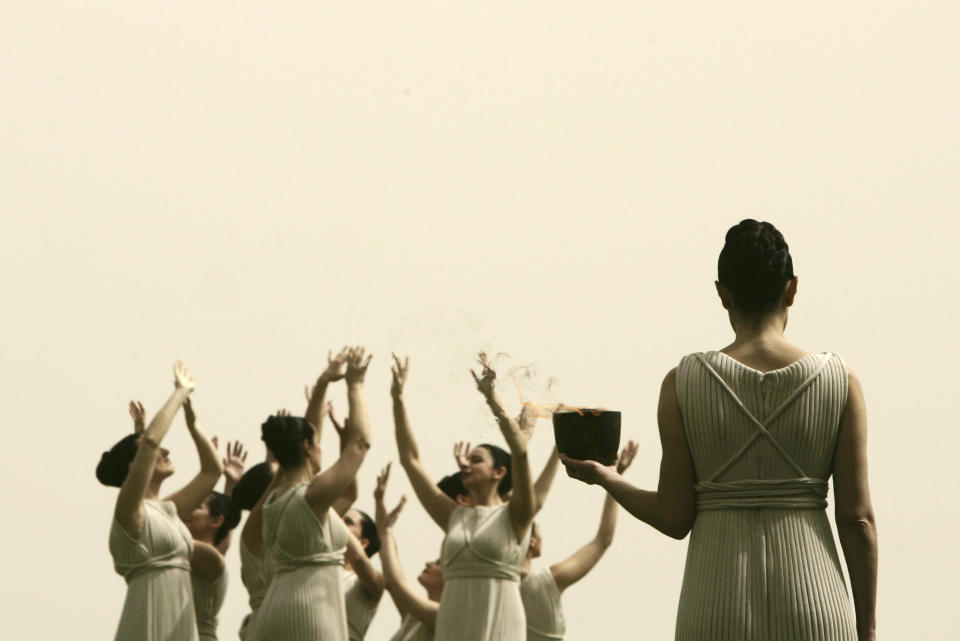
[
  {"xmin": 692, "ymin": 353, "xmax": 833, "ymax": 511},
  {"xmin": 443, "ymin": 506, "xmax": 524, "ymax": 583}
]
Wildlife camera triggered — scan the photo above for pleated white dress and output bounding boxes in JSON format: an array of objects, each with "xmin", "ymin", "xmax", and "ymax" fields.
[
  {"xmin": 520, "ymin": 567, "xmax": 565, "ymax": 640},
  {"xmin": 342, "ymin": 571, "xmax": 381, "ymax": 641},
  {"xmin": 239, "ymin": 538, "xmax": 270, "ymax": 641},
  {"xmin": 192, "ymin": 567, "xmax": 228, "ymax": 641},
  {"xmin": 674, "ymin": 351, "xmax": 857, "ymax": 641},
  {"xmin": 389, "ymin": 614, "xmax": 433, "ymax": 641},
  {"xmin": 252, "ymin": 483, "xmax": 349, "ymax": 641},
  {"xmin": 109, "ymin": 499, "xmax": 198, "ymax": 641},
  {"xmin": 435, "ymin": 504, "xmax": 531, "ymax": 641}
]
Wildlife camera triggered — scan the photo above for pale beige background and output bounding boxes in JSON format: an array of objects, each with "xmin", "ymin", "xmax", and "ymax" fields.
[{"xmin": 1, "ymin": 2, "xmax": 957, "ymax": 639}]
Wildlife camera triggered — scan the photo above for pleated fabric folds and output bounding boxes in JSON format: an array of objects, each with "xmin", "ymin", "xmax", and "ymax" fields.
[{"xmin": 674, "ymin": 351, "xmax": 857, "ymax": 641}]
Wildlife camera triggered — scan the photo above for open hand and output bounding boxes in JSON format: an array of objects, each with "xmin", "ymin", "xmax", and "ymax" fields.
[
  {"xmin": 469, "ymin": 352, "xmax": 496, "ymax": 398},
  {"xmin": 390, "ymin": 353, "xmax": 409, "ymax": 397},
  {"xmin": 222, "ymin": 440, "xmax": 248, "ymax": 485},
  {"xmin": 327, "ymin": 402, "xmax": 349, "ymax": 445},
  {"xmin": 345, "ymin": 347, "xmax": 373, "ymax": 384},
  {"xmin": 453, "ymin": 441, "xmax": 471, "ymax": 471},
  {"xmin": 173, "ymin": 361, "xmax": 196, "ymax": 392},
  {"xmin": 374, "ymin": 463, "xmax": 407, "ymax": 531},
  {"xmin": 320, "ymin": 347, "xmax": 350, "ymax": 383},
  {"xmin": 558, "ymin": 453, "xmax": 616, "ymax": 486},
  {"xmin": 518, "ymin": 403, "xmax": 538, "ymax": 441},
  {"xmin": 129, "ymin": 400, "xmax": 146, "ymax": 434}
]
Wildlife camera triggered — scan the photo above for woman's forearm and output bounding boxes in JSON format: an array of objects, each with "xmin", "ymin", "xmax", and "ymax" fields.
[
  {"xmin": 189, "ymin": 421, "xmax": 222, "ymax": 475},
  {"xmin": 600, "ymin": 476, "xmax": 686, "ymax": 539},
  {"xmin": 392, "ymin": 394, "xmax": 421, "ymax": 464},
  {"xmin": 346, "ymin": 382, "xmax": 371, "ymax": 449},
  {"xmin": 838, "ymin": 516, "xmax": 878, "ymax": 640}
]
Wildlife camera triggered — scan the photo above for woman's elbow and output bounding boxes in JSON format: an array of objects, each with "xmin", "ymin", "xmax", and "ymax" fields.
[{"xmin": 664, "ymin": 512, "xmax": 695, "ymax": 540}]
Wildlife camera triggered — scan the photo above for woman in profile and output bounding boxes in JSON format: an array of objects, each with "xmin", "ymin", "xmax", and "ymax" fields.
[
  {"xmin": 391, "ymin": 352, "xmax": 540, "ymax": 641},
  {"xmin": 561, "ymin": 220, "xmax": 878, "ymax": 641},
  {"xmin": 97, "ymin": 362, "xmax": 223, "ymax": 641}
]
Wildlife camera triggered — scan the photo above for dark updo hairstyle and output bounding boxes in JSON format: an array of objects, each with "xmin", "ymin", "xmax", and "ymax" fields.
[
  {"xmin": 96, "ymin": 433, "xmax": 140, "ymax": 487},
  {"xmin": 478, "ymin": 443, "xmax": 512, "ymax": 496},
  {"xmin": 261, "ymin": 415, "xmax": 315, "ymax": 468},
  {"xmin": 231, "ymin": 462, "xmax": 276, "ymax": 511},
  {"xmin": 356, "ymin": 510, "xmax": 380, "ymax": 558},
  {"xmin": 208, "ymin": 491, "xmax": 242, "ymax": 546},
  {"xmin": 717, "ymin": 219, "xmax": 796, "ymax": 317},
  {"xmin": 437, "ymin": 471, "xmax": 469, "ymax": 501}
]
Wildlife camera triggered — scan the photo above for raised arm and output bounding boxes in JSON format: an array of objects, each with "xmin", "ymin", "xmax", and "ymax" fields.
[
  {"xmin": 471, "ymin": 355, "xmax": 536, "ymax": 541},
  {"xmin": 550, "ymin": 441, "xmax": 637, "ymax": 591},
  {"xmin": 165, "ymin": 397, "xmax": 224, "ymax": 520},
  {"xmin": 345, "ymin": 527, "xmax": 385, "ymax": 601},
  {"xmin": 305, "ymin": 347, "xmax": 372, "ymax": 511},
  {"xmin": 304, "ymin": 348, "xmax": 349, "ymax": 436},
  {"xmin": 375, "ymin": 464, "xmax": 440, "ymax": 627},
  {"xmin": 114, "ymin": 363, "xmax": 195, "ymax": 537},
  {"xmin": 560, "ymin": 369, "xmax": 696, "ymax": 540},
  {"xmin": 191, "ymin": 540, "xmax": 226, "ymax": 584},
  {"xmin": 391, "ymin": 354, "xmax": 457, "ymax": 530},
  {"xmin": 832, "ymin": 370, "xmax": 877, "ymax": 641},
  {"xmin": 328, "ymin": 402, "xmax": 359, "ymax": 516}
]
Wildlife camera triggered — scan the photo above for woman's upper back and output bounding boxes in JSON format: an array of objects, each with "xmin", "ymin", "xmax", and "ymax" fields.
[
  {"xmin": 110, "ymin": 499, "xmax": 193, "ymax": 582},
  {"xmin": 262, "ymin": 483, "xmax": 348, "ymax": 571},
  {"xmin": 676, "ymin": 350, "xmax": 848, "ymax": 485}
]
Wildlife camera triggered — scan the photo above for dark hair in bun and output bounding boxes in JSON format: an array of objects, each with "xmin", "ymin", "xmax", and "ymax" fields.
[
  {"xmin": 437, "ymin": 471, "xmax": 469, "ymax": 501},
  {"xmin": 96, "ymin": 433, "xmax": 140, "ymax": 487},
  {"xmin": 478, "ymin": 443, "xmax": 512, "ymax": 496},
  {"xmin": 207, "ymin": 491, "xmax": 242, "ymax": 546},
  {"xmin": 231, "ymin": 462, "xmax": 275, "ymax": 511},
  {"xmin": 261, "ymin": 415, "xmax": 315, "ymax": 469},
  {"xmin": 356, "ymin": 510, "xmax": 380, "ymax": 558},
  {"xmin": 717, "ymin": 219, "xmax": 795, "ymax": 316}
]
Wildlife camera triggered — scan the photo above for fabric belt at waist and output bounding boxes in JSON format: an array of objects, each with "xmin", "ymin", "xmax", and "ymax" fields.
[
  {"xmin": 695, "ymin": 477, "xmax": 828, "ymax": 511},
  {"xmin": 443, "ymin": 561, "xmax": 521, "ymax": 583},
  {"xmin": 274, "ymin": 550, "xmax": 345, "ymax": 574},
  {"xmin": 120, "ymin": 558, "xmax": 192, "ymax": 584}
]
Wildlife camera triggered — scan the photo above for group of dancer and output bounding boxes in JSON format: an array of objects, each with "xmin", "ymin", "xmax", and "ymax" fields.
[{"xmin": 98, "ymin": 219, "xmax": 878, "ymax": 641}]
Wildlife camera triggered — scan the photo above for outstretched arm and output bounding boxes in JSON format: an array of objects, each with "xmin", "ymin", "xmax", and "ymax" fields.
[
  {"xmin": 472, "ymin": 354, "xmax": 536, "ymax": 541},
  {"xmin": 305, "ymin": 348, "xmax": 372, "ymax": 511},
  {"xmin": 165, "ymin": 397, "xmax": 224, "ymax": 520},
  {"xmin": 560, "ymin": 369, "xmax": 696, "ymax": 540},
  {"xmin": 345, "ymin": 527, "xmax": 385, "ymax": 601},
  {"xmin": 534, "ymin": 444, "xmax": 560, "ymax": 512},
  {"xmin": 115, "ymin": 363, "xmax": 195, "ymax": 537},
  {"xmin": 391, "ymin": 354, "xmax": 457, "ymax": 530},
  {"xmin": 550, "ymin": 441, "xmax": 637, "ymax": 591},
  {"xmin": 833, "ymin": 370, "xmax": 877, "ymax": 641},
  {"xmin": 375, "ymin": 464, "xmax": 440, "ymax": 627}
]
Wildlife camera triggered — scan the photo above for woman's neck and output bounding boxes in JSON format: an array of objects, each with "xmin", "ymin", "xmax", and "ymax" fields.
[
  {"xmin": 728, "ymin": 309, "xmax": 788, "ymax": 347},
  {"xmin": 470, "ymin": 486, "xmax": 504, "ymax": 507},
  {"xmin": 276, "ymin": 462, "xmax": 314, "ymax": 490},
  {"xmin": 144, "ymin": 477, "xmax": 164, "ymax": 501}
]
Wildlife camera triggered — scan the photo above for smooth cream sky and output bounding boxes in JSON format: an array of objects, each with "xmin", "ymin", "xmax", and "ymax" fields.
[{"xmin": 2, "ymin": 2, "xmax": 957, "ymax": 639}]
